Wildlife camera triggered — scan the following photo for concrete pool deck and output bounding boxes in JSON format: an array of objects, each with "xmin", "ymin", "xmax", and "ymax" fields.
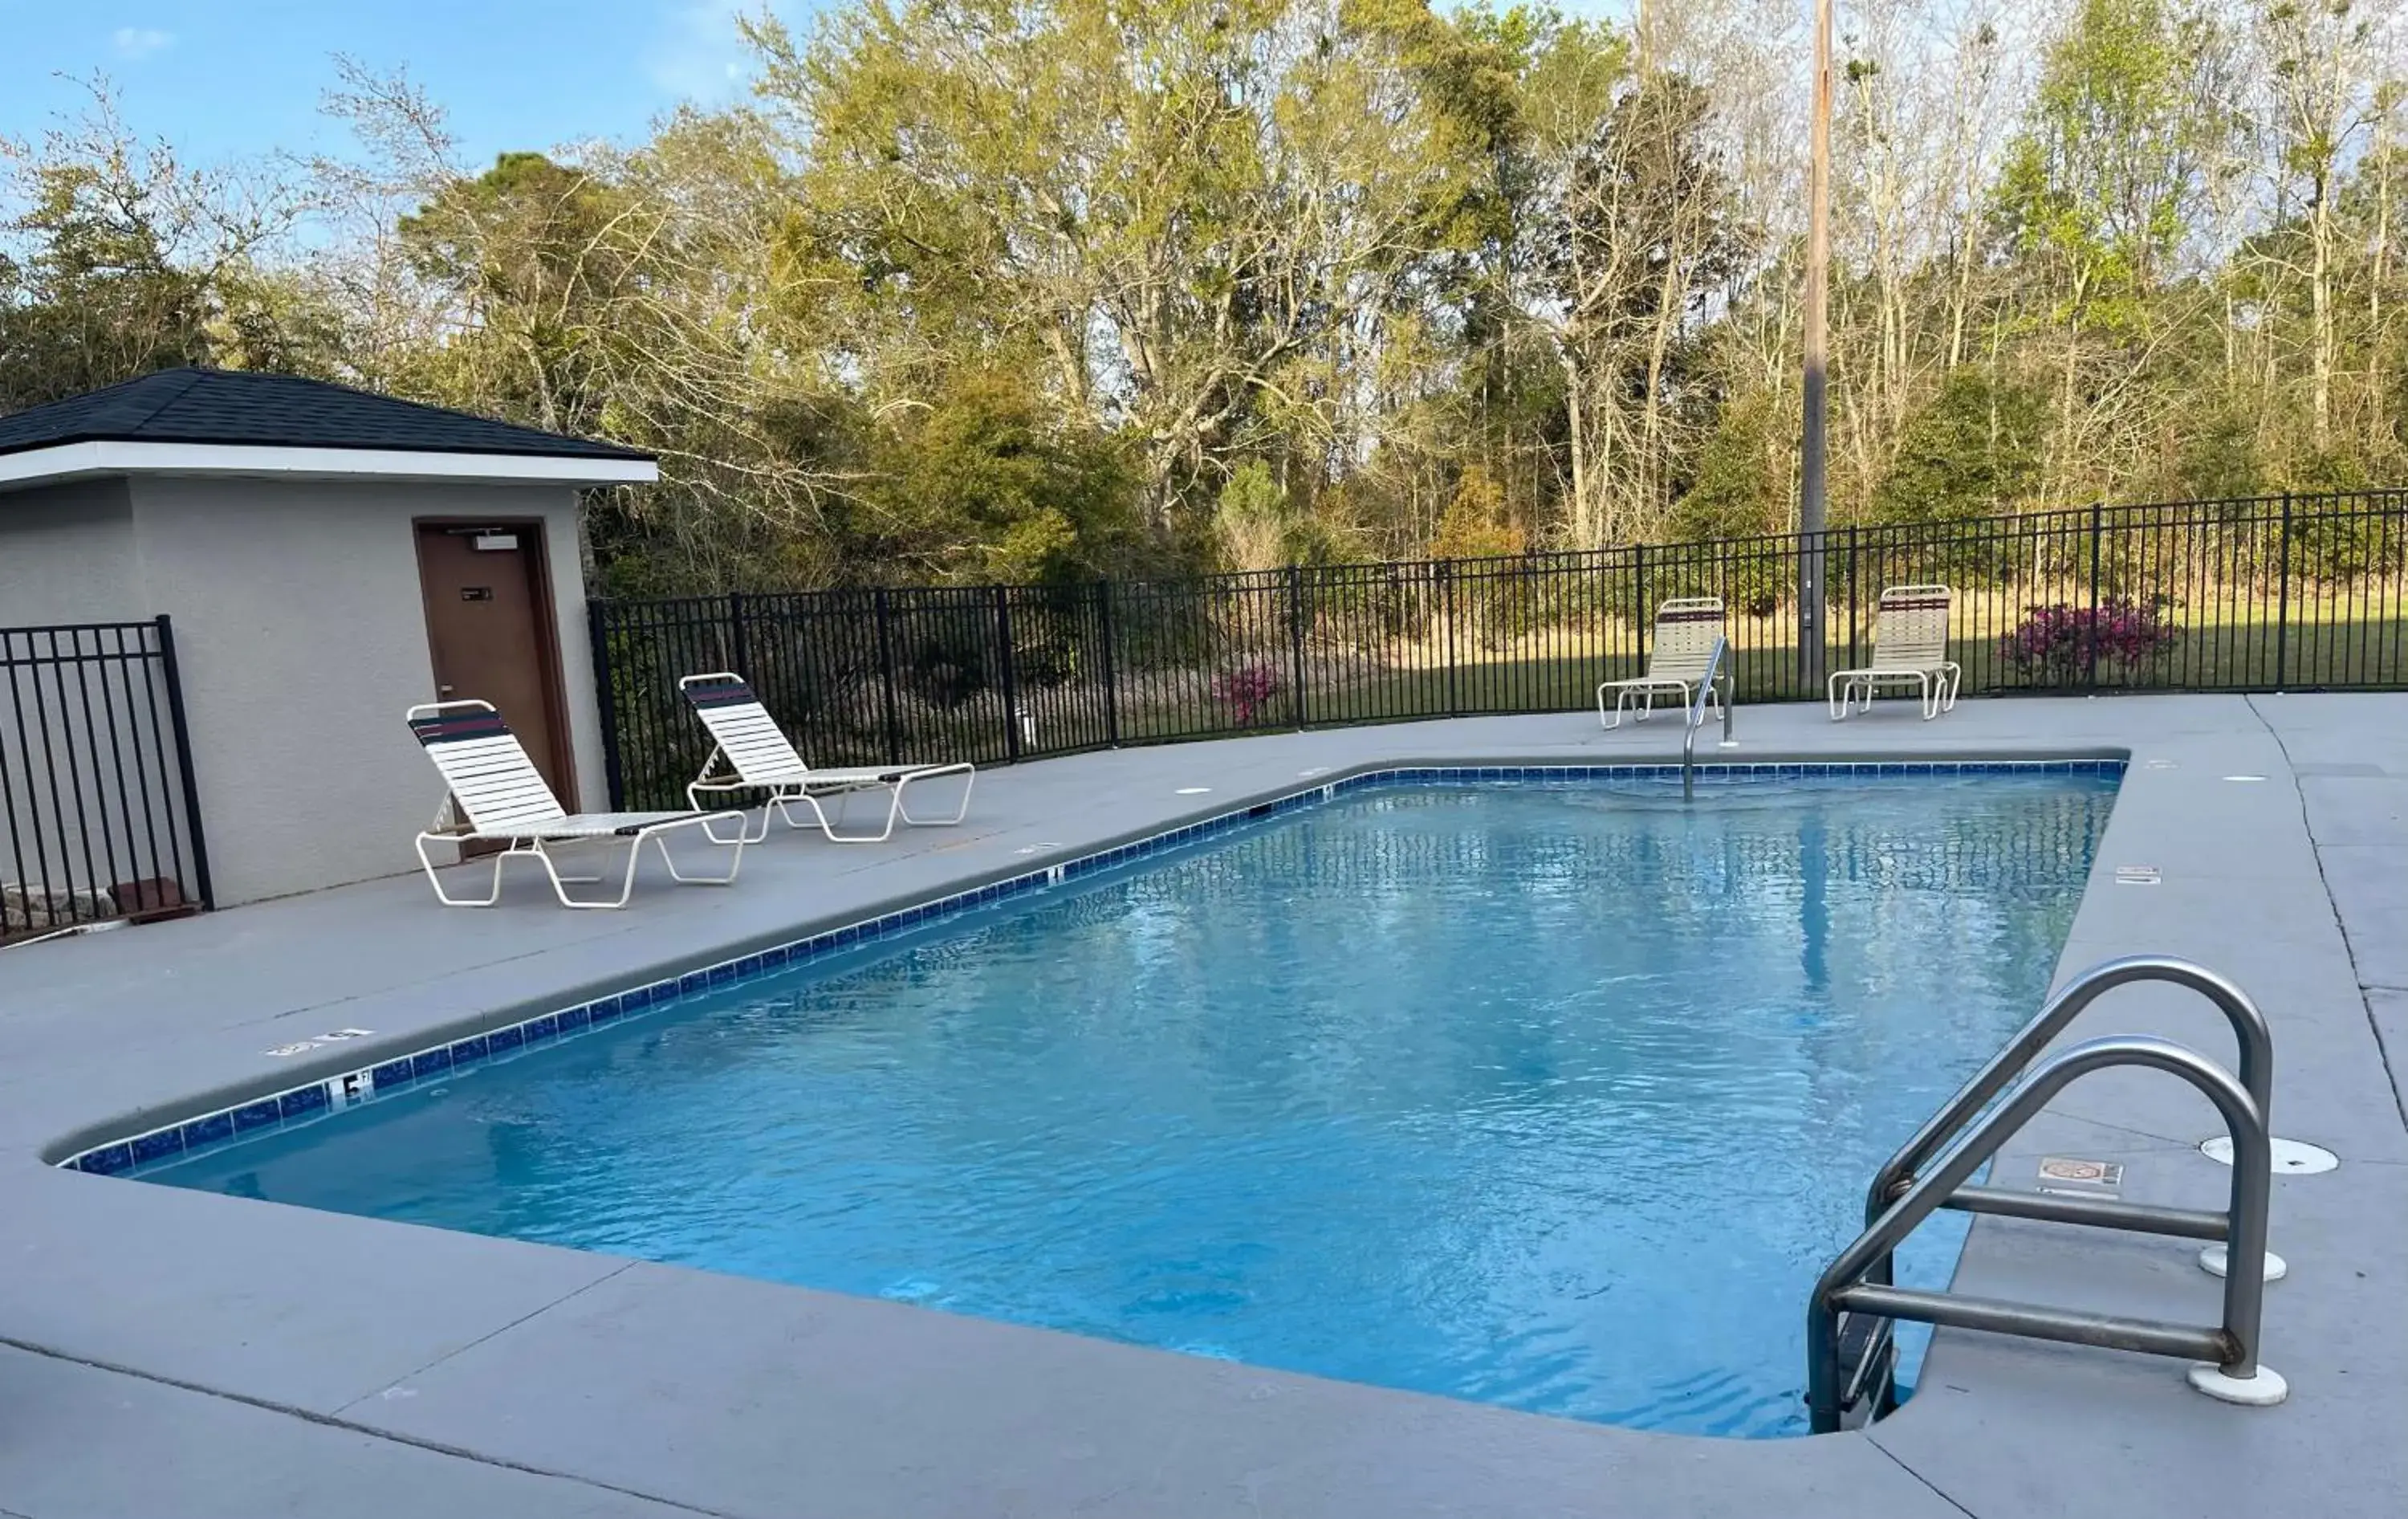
[{"xmin": 1, "ymin": 692, "xmax": 2402, "ymax": 1517}]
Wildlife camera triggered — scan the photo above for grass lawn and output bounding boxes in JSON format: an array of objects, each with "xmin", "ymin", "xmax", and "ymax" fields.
[{"xmin": 1299, "ymin": 614, "xmax": 2408, "ymax": 724}]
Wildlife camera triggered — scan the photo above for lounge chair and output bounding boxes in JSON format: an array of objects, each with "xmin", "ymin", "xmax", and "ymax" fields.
[
  {"xmin": 407, "ymin": 700, "xmax": 745, "ymax": 908},
  {"xmin": 1599, "ymin": 597, "xmax": 1728, "ymax": 729},
  {"xmin": 1828, "ymin": 584, "xmax": 1963, "ymax": 719},
  {"xmin": 680, "ymin": 673, "xmax": 976, "ymax": 843}
]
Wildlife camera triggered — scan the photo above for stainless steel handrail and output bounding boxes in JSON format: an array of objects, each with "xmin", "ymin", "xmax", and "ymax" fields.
[
  {"xmin": 1859, "ymin": 956, "xmax": 2273, "ymax": 1293},
  {"xmin": 1681, "ymin": 636, "xmax": 1735, "ymax": 801},
  {"xmin": 1807, "ymin": 1034, "xmax": 2274, "ymax": 1433}
]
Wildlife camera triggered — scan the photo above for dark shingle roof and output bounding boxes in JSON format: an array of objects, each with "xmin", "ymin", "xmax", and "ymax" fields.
[{"xmin": 0, "ymin": 369, "xmax": 651, "ymax": 462}]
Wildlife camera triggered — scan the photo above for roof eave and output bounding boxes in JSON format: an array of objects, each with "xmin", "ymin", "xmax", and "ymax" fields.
[{"xmin": 0, "ymin": 440, "xmax": 658, "ymax": 495}]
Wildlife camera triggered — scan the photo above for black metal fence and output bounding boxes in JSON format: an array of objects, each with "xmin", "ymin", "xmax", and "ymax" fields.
[
  {"xmin": 592, "ymin": 488, "xmax": 2408, "ymax": 809},
  {"xmin": 1, "ymin": 617, "xmax": 213, "ymax": 942}
]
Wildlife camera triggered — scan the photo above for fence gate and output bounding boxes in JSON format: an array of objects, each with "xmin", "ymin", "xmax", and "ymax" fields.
[{"xmin": 0, "ymin": 617, "xmax": 213, "ymax": 943}]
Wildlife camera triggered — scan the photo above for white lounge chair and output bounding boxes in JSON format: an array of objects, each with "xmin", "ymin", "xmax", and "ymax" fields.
[
  {"xmin": 1599, "ymin": 597, "xmax": 1728, "ymax": 729},
  {"xmin": 1828, "ymin": 584, "xmax": 1963, "ymax": 720},
  {"xmin": 680, "ymin": 672, "xmax": 975, "ymax": 844},
  {"xmin": 407, "ymin": 700, "xmax": 745, "ymax": 908}
]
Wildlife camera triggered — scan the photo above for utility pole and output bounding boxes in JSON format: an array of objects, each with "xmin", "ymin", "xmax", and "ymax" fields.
[{"xmin": 1800, "ymin": 0, "xmax": 1832, "ymax": 690}]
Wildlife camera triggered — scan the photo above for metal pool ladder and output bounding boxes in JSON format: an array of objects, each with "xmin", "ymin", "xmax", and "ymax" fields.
[
  {"xmin": 1681, "ymin": 636, "xmax": 1736, "ymax": 801},
  {"xmin": 1806, "ymin": 955, "xmax": 2283, "ymax": 1433}
]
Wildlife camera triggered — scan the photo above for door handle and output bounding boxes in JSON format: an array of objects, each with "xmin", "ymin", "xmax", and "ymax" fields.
[{"xmin": 438, "ymin": 684, "xmax": 457, "ymax": 695}]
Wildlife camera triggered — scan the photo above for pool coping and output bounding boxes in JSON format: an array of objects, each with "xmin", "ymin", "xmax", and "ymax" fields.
[
  {"xmin": 54, "ymin": 755, "xmax": 2128, "ymax": 1179},
  {"xmin": 2, "ymin": 698, "xmax": 2401, "ymax": 1519}
]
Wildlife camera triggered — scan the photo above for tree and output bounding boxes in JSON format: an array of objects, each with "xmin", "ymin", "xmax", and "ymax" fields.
[
  {"xmin": 1527, "ymin": 59, "xmax": 1747, "ymax": 547},
  {"xmin": 863, "ymin": 369, "xmax": 1138, "ymax": 582},
  {"xmin": 1992, "ymin": 0, "xmax": 2239, "ymax": 498},
  {"xmin": 10, "ymin": 1, "xmax": 2408, "ymax": 594},
  {"xmin": 0, "ymin": 81, "xmax": 310, "ymax": 409},
  {"xmin": 1871, "ymin": 367, "xmax": 2045, "ymax": 522}
]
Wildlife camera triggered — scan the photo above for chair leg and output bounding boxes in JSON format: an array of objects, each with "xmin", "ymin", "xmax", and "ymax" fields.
[
  {"xmin": 698, "ymin": 807, "xmax": 763, "ymax": 845},
  {"xmin": 1919, "ymin": 673, "xmax": 1937, "ymax": 720},
  {"xmin": 527, "ymin": 837, "xmax": 635, "ymax": 909},
  {"xmin": 688, "ymin": 778, "xmax": 767, "ymax": 845},
  {"xmin": 1828, "ymin": 674, "xmax": 1846, "ymax": 721},
  {"xmin": 416, "ymin": 833, "xmax": 508, "ymax": 907},
  {"xmin": 895, "ymin": 768, "xmax": 974, "ymax": 826},
  {"xmin": 539, "ymin": 837, "xmax": 608, "ymax": 882},
  {"xmin": 802, "ymin": 786, "xmax": 903, "ymax": 844},
  {"xmin": 649, "ymin": 824, "xmax": 744, "ymax": 885}
]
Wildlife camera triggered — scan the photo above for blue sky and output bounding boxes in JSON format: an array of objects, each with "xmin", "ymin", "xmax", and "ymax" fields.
[
  {"xmin": 2, "ymin": 2, "xmax": 792, "ymax": 169},
  {"xmin": 3, "ymin": 2, "xmax": 1637, "ymax": 173}
]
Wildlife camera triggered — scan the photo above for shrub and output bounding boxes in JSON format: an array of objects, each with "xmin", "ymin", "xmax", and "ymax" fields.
[
  {"xmin": 2000, "ymin": 596, "xmax": 2178, "ymax": 686},
  {"xmin": 1213, "ymin": 662, "xmax": 1282, "ymax": 725}
]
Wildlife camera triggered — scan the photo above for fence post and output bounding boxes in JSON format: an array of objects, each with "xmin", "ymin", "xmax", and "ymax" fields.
[
  {"xmin": 1846, "ymin": 526, "xmax": 1862, "ymax": 672},
  {"xmin": 2274, "ymin": 491, "xmax": 2293, "ymax": 691},
  {"xmin": 151, "ymin": 615, "xmax": 215, "ymax": 912},
  {"xmin": 588, "ymin": 603, "xmax": 628, "ymax": 809},
  {"xmin": 1287, "ymin": 564, "xmax": 1309, "ymax": 729},
  {"xmin": 2086, "ymin": 500, "xmax": 2105, "ymax": 690},
  {"xmin": 873, "ymin": 588, "xmax": 902, "ymax": 767},
  {"xmin": 1633, "ymin": 541, "xmax": 1649, "ymax": 675},
  {"xmin": 994, "ymin": 585, "xmax": 1022, "ymax": 762},
  {"xmin": 1096, "ymin": 579, "xmax": 1121, "ymax": 747},
  {"xmin": 1442, "ymin": 560, "xmax": 1461, "ymax": 717},
  {"xmin": 726, "ymin": 592, "xmax": 749, "ymax": 678}
]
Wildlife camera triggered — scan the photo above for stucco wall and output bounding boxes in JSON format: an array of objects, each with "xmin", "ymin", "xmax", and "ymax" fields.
[
  {"xmin": 0, "ymin": 479, "xmax": 137, "ymax": 625},
  {"xmin": 0, "ymin": 476, "xmax": 613, "ymax": 906},
  {"xmin": 0, "ymin": 479, "xmax": 180, "ymax": 925}
]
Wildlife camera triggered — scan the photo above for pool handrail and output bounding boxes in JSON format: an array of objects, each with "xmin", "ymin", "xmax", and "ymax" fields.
[
  {"xmin": 1807, "ymin": 1033, "xmax": 2275, "ymax": 1433},
  {"xmin": 1864, "ymin": 955, "xmax": 2272, "ymax": 1254},
  {"xmin": 1681, "ymin": 636, "xmax": 1735, "ymax": 801}
]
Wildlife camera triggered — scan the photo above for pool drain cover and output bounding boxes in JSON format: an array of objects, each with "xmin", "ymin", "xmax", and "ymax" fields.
[{"xmin": 2200, "ymin": 1135, "xmax": 2338, "ymax": 1174}]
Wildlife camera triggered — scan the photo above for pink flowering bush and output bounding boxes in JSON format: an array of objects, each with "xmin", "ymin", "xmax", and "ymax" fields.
[
  {"xmin": 2001, "ymin": 597, "xmax": 2178, "ymax": 685},
  {"xmin": 1214, "ymin": 662, "xmax": 1282, "ymax": 725}
]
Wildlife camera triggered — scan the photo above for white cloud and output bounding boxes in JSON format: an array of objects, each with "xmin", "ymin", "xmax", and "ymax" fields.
[
  {"xmin": 112, "ymin": 26, "xmax": 175, "ymax": 60},
  {"xmin": 645, "ymin": 2, "xmax": 751, "ymax": 105}
]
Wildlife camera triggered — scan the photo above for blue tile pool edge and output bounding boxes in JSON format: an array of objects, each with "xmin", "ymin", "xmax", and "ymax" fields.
[{"xmin": 59, "ymin": 756, "xmax": 2127, "ymax": 1178}]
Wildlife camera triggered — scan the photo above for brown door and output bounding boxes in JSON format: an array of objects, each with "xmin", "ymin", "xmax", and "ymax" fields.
[{"xmin": 415, "ymin": 523, "xmax": 575, "ymax": 806}]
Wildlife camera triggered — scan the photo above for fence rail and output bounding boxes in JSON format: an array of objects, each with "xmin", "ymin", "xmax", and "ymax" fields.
[
  {"xmin": 592, "ymin": 488, "xmax": 2408, "ymax": 809},
  {"xmin": 1, "ymin": 617, "xmax": 213, "ymax": 943}
]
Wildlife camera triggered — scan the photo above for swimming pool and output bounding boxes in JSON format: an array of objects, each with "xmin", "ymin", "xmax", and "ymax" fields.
[{"xmin": 150, "ymin": 771, "xmax": 2116, "ymax": 1437}]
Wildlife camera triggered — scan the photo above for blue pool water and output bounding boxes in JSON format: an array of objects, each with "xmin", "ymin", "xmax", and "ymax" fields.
[{"xmin": 153, "ymin": 774, "xmax": 2114, "ymax": 1437}]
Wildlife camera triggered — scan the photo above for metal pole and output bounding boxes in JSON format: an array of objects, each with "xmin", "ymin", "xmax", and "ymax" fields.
[
  {"xmin": 1442, "ymin": 561, "xmax": 1460, "ymax": 717},
  {"xmin": 152, "ymin": 616, "xmax": 214, "ymax": 912},
  {"xmin": 2274, "ymin": 491, "xmax": 2292, "ymax": 690},
  {"xmin": 873, "ymin": 588, "xmax": 902, "ymax": 767},
  {"xmin": 1798, "ymin": 0, "xmax": 1832, "ymax": 690},
  {"xmin": 587, "ymin": 603, "xmax": 627, "ymax": 810},
  {"xmin": 993, "ymin": 586, "xmax": 1021, "ymax": 763},
  {"xmin": 2087, "ymin": 500, "xmax": 2105, "ymax": 690},
  {"xmin": 1096, "ymin": 579, "xmax": 1121, "ymax": 747},
  {"xmin": 1287, "ymin": 563, "xmax": 1309, "ymax": 728}
]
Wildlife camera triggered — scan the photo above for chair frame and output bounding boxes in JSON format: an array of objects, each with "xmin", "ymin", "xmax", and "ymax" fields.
[
  {"xmin": 1828, "ymin": 585, "xmax": 1963, "ymax": 720},
  {"xmin": 679, "ymin": 673, "xmax": 975, "ymax": 845},
  {"xmin": 1599, "ymin": 597, "xmax": 1730, "ymax": 729},
  {"xmin": 408, "ymin": 700, "xmax": 744, "ymax": 909}
]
